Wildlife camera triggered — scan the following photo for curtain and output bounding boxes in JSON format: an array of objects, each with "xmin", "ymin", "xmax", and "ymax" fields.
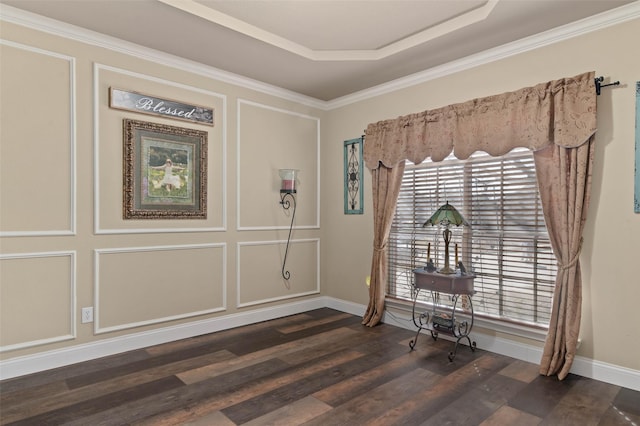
[
  {"xmin": 362, "ymin": 71, "xmax": 596, "ymax": 379},
  {"xmin": 362, "ymin": 162, "xmax": 405, "ymax": 327},
  {"xmin": 534, "ymin": 140, "xmax": 594, "ymax": 379},
  {"xmin": 364, "ymin": 72, "xmax": 596, "ymax": 168}
]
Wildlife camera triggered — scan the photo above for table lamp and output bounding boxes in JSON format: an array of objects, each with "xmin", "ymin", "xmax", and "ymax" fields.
[{"xmin": 423, "ymin": 201, "xmax": 468, "ymax": 274}]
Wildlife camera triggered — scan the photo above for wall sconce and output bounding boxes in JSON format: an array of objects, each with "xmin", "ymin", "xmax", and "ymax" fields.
[
  {"xmin": 279, "ymin": 169, "xmax": 298, "ymax": 280},
  {"xmin": 423, "ymin": 201, "xmax": 468, "ymax": 274}
]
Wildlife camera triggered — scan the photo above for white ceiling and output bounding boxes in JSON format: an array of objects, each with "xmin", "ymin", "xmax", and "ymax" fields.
[{"xmin": 2, "ymin": 0, "xmax": 637, "ymax": 102}]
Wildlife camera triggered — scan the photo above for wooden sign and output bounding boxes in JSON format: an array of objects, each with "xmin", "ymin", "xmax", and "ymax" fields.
[{"xmin": 109, "ymin": 88, "xmax": 214, "ymax": 126}]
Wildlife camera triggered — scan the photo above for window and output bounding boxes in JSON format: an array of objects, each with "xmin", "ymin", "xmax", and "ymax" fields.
[{"xmin": 388, "ymin": 149, "xmax": 557, "ymax": 327}]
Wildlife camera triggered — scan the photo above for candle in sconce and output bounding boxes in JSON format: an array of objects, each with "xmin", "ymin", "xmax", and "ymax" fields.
[
  {"xmin": 427, "ymin": 242, "xmax": 431, "ymax": 260},
  {"xmin": 455, "ymin": 243, "xmax": 459, "ymax": 265}
]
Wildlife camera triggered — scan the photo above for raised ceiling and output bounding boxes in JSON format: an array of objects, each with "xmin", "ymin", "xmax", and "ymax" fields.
[{"xmin": 2, "ymin": 0, "xmax": 637, "ymax": 102}]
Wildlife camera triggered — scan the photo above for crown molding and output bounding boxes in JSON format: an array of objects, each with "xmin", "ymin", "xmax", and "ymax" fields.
[
  {"xmin": 1, "ymin": 2, "xmax": 639, "ymax": 110},
  {"xmin": 0, "ymin": 4, "xmax": 326, "ymax": 110},
  {"xmin": 326, "ymin": 1, "xmax": 640, "ymax": 109}
]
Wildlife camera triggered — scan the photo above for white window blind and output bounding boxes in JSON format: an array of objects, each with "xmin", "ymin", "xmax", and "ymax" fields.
[{"xmin": 388, "ymin": 149, "xmax": 557, "ymax": 327}]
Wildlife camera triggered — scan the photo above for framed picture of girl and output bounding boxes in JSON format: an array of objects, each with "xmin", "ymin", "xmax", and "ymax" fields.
[{"xmin": 123, "ymin": 119, "xmax": 207, "ymax": 219}]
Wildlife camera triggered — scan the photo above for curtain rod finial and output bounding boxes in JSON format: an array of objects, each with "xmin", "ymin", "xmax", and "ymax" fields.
[{"xmin": 595, "ymin": 76, "xmax": 620, "ymax": 95}]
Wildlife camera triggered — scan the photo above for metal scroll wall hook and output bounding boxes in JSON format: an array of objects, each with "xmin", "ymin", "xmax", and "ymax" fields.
[
  {"xmin": 279, "ymin": 191, "xmax": 296, "ymax": 280},
  {"xmin": 278, "ymin": 169, "xmax": 299, "ymax": 281}
]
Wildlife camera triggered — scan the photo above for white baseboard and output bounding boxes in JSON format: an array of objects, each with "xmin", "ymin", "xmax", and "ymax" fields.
[
  {"xmin": 570, "ymin": 355, "xmax": 640, "ymax": 392},
  {"xmin": 0, "ymin": 297, "xmax": 326, "ymax": 380},
  {"xmin": 324, "ymin": 296, "xmax": 367, "ymax": 317},
  {"xmin": 381, "ymin": 305, "xmax": 640, "ymax": 392},
  {"xmin": 2, "ymin": 296, "xmax": 638, "ymax": 392}
]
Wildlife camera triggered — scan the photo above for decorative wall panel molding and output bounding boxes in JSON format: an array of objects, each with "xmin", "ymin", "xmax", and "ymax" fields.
[
  {"xmin": 0, "ymin": 40, "xmax": 76, "ymax": 237},
  {"xmin": 0, "ymin": 251, "xmax": 76, "ymax": 352},
  {"xmin": 93, "ymin": 63, "xmax": 227, "ymax": 234},
  {"xmin": 94, "ymin": 244, "xmax": 226, "ymax": 334},
  {"xmin": 236, "ymin": 99, "xmax": 320, "ymax": 231},
  {"xmin": 237, "ymin": 239, "xmax": 320, "ymax": 308}
]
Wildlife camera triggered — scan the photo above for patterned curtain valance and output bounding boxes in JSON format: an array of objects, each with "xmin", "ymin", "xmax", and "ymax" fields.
[{"xmin": 364, "ymin": 71, "xmax": 596, "ymax": 170}]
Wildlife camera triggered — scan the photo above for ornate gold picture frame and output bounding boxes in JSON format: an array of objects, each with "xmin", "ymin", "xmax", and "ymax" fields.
[{"xmin": 123, "ymin": 119, "xmax": 207, "ymax": 219}]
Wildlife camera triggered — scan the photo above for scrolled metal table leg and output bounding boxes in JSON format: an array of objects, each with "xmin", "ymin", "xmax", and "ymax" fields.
[
  {"xmin": 447, "ymin": 295, "xmax": 477, "ymax": 362},
  {"xmin": 409, "ymin": 285, "xmax": 436, "ymax": 350}
]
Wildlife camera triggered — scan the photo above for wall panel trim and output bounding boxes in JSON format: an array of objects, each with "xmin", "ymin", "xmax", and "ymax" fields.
[
  {"xmin": 0, "ymin": 39, "xmax": 76, "ymax": 237},
  {"xmin": 94, "ymin": 243, "xmax": 226, "ymax": 334},
  {"xmin": 0, "ymin": 251, "xmax": 76, "ymax": 352},
  {"xmin": 236, "ymin": 238, "xmax": 320, "ymax": 308},
  {"xmin": 236, "ymin": 99, "xmax": 320, "ymax": 231},
  {"xmin": 93, "ymin": 63, "xmax": 227, "ymax": 235}
]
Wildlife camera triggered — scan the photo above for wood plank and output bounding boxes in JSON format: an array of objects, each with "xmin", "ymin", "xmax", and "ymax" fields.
[
  {"xmin": 597, "ymin": 404, "xmax": 640, "ymax": 426},
  {"xmin": 472, "ymin": 371, "xmax": 529, "ymax": 401},
  {"xmin": 540, "ymin": 377, "xmax": 620, "ymax": 425},
  {"xmin": 276, "ymin": 323, "xmax": 403, "ymax": 365},
  {"xmin": 177, "ymin": 326, "xmax": 358, "ymax": 384},
  {"xmin": 220, "ymin": 341, "xmax": 411, "ymax": 424},
  {"xmin": 0, "ymin": 350, "xmax": 235, "ymax": 424},
  {"xmin": 303, "ymin": 368, "xmax": 442, "ymax": 425},
  {"xmin": 498, "ymin": 359, "xmax": 541, "ymax": 383},
  {"xmin": 242, "ymin": 395, "xmax": 332, "ymax": 426},
  {"xmin": 364, "ymin": 353, "xmax": 511, "ymax": 425},
  {"xmin": 6, "ymin": 376, "xmax": 184, "ymax": 425},
  {"xmin": 224, "ymin": 315, "xmax": 363, "ymax": 357},
  {"xmin": 480, "ymin": 405, "xmax": 543, "ymax": 426},
  {"xmin": 612, "ymin": 387, "xmax": 640, "ymax": 418},
  {"xmin": 312, "ymin": 350, "xmax": 434, "ymax": 406},
  {"xmin": 275, "ymin": 312, "xmax": 354, "ymax": 334},
  {"xmin": 135, "ymin": 349, "xmax": 365, "ymax": 425},
  {"xmin": 182, "ymin": 410, "xmax": 236, "ymax": 426},
  {"xmin": 0, "ymin": 348, "xmax": 150, "ymax": 394},
  {"xmin": 0, "ymin": 380, "xmax": 69, "ymax": 413},
  {"xmin": 145, "ymin": 313, "xmax": 315, "ymax": 356},
  {"xmin": 65, "ymin": 328, "xmax": 287, "ymax": 389},
  {"xmin": 65, "ymin": 357, "xmax": 292, "ymax": 426},
  {"xmin": 420, "ymin": 377, "xmax": 525, "ymax": 425},
  {"xmin": 508, "ymin": 373, "xmax": 581, "ymax": 419}
]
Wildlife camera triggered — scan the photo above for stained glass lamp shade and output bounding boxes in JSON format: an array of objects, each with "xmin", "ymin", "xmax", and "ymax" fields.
[{"xmin": 423, "ymin": 202, "xmax": 468, "ymax": 274}]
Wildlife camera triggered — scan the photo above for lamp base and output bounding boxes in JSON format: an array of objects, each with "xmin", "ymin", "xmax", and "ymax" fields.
[{"xmin": 438, "ymin": 265, "xmax": 455, "ymax": 275}]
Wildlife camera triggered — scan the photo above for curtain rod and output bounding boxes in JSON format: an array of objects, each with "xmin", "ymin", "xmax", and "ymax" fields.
[{"xmin": 595, "ymin": 76, "xmax": 620, "ymax": 95}]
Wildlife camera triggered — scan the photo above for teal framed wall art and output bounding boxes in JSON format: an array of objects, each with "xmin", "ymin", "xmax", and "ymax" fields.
[
  {"xmin": 633, "ymin": 81, "xmax": 640, "ymax": 213},
  {"xmin": 344, "ymin": 137, "xmax": 364, "ymax": 214},
  {"xmin": 636, "ymin": 81, "xmax": 640, "ymax": 213}
]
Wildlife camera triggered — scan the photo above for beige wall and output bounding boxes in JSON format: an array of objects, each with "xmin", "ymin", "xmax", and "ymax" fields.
[
  {"xmin": 323, "ymin": 18, "xmax": 640, "ymax": 372},
  {"xmin": 1, "ymin": 9, "xmax": 639, "ymax": 378},
  {"xmin": 0, "ymin": 18, "xmax": 324, "ymax": 361}
]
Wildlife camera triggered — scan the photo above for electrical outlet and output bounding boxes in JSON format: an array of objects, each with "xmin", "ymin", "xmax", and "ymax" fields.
[{"xmin": 81, "ymin": 307, "xmax": 94, "ymax": 323}]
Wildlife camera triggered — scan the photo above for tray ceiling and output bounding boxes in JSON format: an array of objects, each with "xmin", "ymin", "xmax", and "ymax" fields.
[{"xmin": 2, "ymin": 0, "xmax": 636, "ymax": 101}]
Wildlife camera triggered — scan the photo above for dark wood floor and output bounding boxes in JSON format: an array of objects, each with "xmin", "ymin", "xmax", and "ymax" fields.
[{"xmin": 1, "ymin": 308, "xmax": 638, "ymax": 425}]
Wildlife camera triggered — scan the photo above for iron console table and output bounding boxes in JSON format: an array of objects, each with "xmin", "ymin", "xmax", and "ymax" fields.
[{"xmin": 410, "ymin": 268, "xmax": 476, "ymax": 361}]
